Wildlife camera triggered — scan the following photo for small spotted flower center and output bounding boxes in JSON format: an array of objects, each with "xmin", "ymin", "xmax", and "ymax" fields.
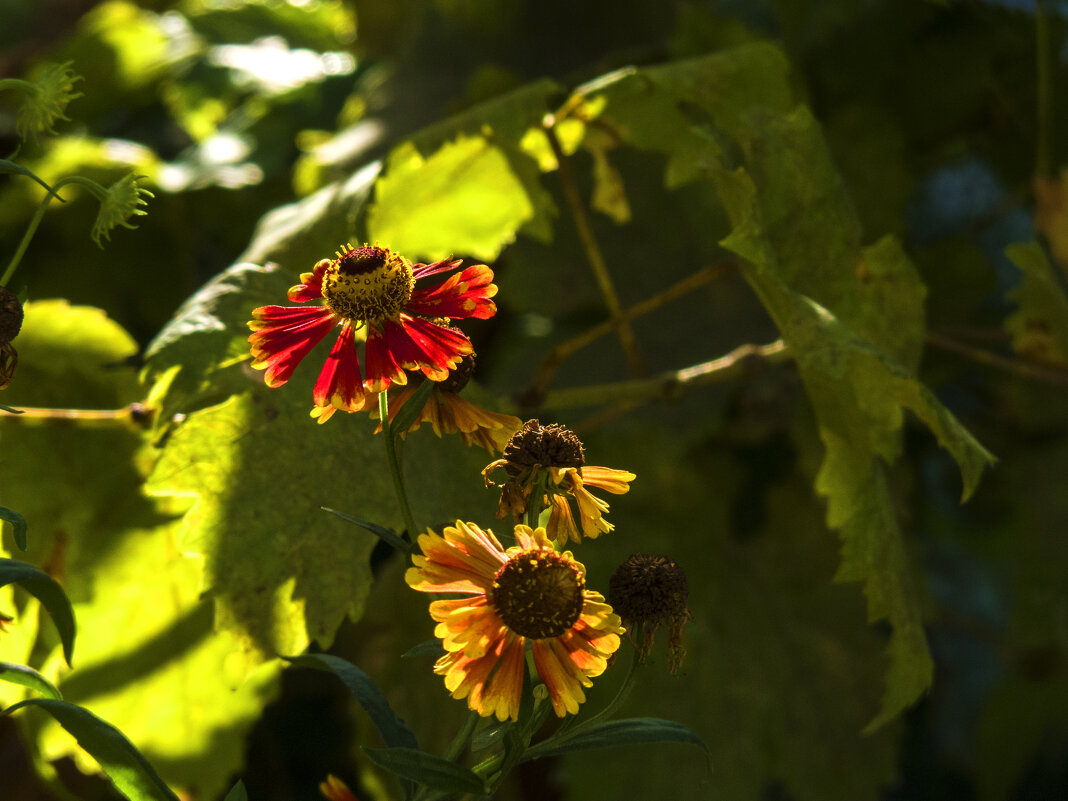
[
  {"xmin": 502, "ymin": 419, "xmax": 585, "ymax": 478},
  {"xmin": 0, "ymin": 287, "xmax": 23, "ymax": 345},
  {"xmin": 608, "ymin": 553, "xmax": 689, "ymax": 622},
  {"xmin": 320, "ymin": 244, "xmax": 415, "ymax": 322},
  {"xmin": 491, "ymin": 549, "xmax": 585, "ymax": 639}
]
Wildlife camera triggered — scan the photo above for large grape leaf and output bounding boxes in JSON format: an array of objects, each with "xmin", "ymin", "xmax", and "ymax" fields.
[
  {"xmin": 366, "ymin": 135, "xmax": 535, "ymax": 263},
  {"xmin": 0, "ymin": 302, "xmax": 275, "ymax": 797},
  {"xmin": 571, "ymin": 43, "xmax": 994, "ymax": 727}
]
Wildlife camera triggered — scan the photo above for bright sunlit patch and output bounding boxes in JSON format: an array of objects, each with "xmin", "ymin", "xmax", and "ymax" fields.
[{"xmin": 209, "ymin": 36, "xmax": 355, "ymax": 95}]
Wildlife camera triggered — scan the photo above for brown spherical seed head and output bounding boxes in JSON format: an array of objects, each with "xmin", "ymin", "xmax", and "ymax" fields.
[
  {"xmin": 491, "ymin": 550, "xmax": 585, "ymax": 639},
  {"xmin": 0, "ymin": 287, "xmax": 23, "ymax": 345},
  {"xmin": 439, "ymin": 352, "xmax": 476, "ymax": 394},
  {"xmin": 608, "ymin": 554, "xmax": 689, "ymax": 623},
  {"xmin": 321, "ymin": 244, "xmax": 414, "ymax": 322},
  {"xmin": 502, "ymin": 419, "xmax": 585, "ymax": 478}
]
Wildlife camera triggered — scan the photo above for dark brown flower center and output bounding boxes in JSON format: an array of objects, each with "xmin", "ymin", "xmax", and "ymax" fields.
[
  {"xmin": 491, "ymin": 549, "xmax": 585, "ymax": 639},
  {"xmin": 502, "ymin": 419, "xmax": 585, "ymax": 478},
  {"xmin": 608, "ymin": 554, "xmax": 689, "ymax": 623},
  {"xmin": 439, "ymin": 352, "xmax": 476, "ymax": 394},
  {"xmin": 320, "ymin": 244, "xmax": 414, "ymax": 322},
  {"xmin": 0, "ymin": 287, "xmax": 24, "ymax": 346}
]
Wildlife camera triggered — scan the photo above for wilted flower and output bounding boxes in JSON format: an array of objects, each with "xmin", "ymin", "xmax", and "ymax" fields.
[
  {"xmin": 406, "ymin": 521, "xmax": 623, "ymax": 721},
  {"xmin": 609, "ymin": 553, "xmax": 692, "ymax": 673},
  {"xmin": 248, "ymin": 243, "xmax": 497, "ymax": 422},
  {"xmin": 482, "ymin": 419, "xmax": 635, "ymax": 543},
  {"xmin": 0, "ymin": 287, "xmax": 23, "ymax": 390},
  {"xmin": 91, "ymin": 173, "xmax": 153, "ymax": 247},
  {"xmin": 0, "ymin": 61, "xmax": 83, "ymax": 140},
  {"xmin": 374, "ymin": 352, "xmax": 521, "ymax": 453}
]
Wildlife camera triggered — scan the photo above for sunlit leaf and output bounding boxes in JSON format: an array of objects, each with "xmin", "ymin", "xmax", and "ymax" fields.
[
  {"xmin": 367, "ymin": 136, "xmax": 534, "ymax": 262},
  {"xmin": 4, "ymin": 697, "xmax": 180, "ymax": 801},
  {"xmin": 0, "ymin": 661, "xmax": 62, "ymax": 700},
  {"xmin": 0, "ymin": 558, "xmax": 75, "ymax": 666}
]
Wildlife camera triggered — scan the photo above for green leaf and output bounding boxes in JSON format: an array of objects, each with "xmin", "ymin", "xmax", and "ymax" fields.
[
  {"xmin": 285, "ymin": 653, "xmax": 419, "ymax": 751},
  {"xmin": 400, "ymin": 639, "xmax": 447, "ymax": 660},
  {"xmin": 321, "ymin": 507, "xmax": 412, "ymax": 555},
  {"xmin": 367, "ymin": 135, "xmax": 534, "ymax": 262},
  {"xmin": 0, "ymin": 403, "xmax": 23, "ymax": 414},
  {"xmin": 526, "ymin": 717, "xmax": 710, "ymax": 763},
  {"xmin": 389, "ymin": 379, "xmax": 435, "ymax": 447},
  {"xmin": 0, "ymin": 558, "xmax": 75, "ymax": 665},
  {"xmin": 222, "ymin": 780, "xmax": 248, "ymax": 801},
  {"xmin": 362, "ymin": 746, "xmax": 485, "ymax": 795},
  {"xmin": 0, "ymin": 506, "xmax": 28, "ymax": 551},
  {"xmin": 3, "ymin": 698, "xmax": 180, "ymax": 801},
  {"xmin": 0, "ymin": 661, "xmax": 62, "ymax": 700},
  {"xmin": 1004, "ymin": 241, "xmax": 1068, "ymax": 365}
]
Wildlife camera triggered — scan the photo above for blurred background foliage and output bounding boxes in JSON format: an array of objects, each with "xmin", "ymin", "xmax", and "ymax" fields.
[{"xmin": 2, "ymin": 0, "xmax": 1068, "ymax": 800}]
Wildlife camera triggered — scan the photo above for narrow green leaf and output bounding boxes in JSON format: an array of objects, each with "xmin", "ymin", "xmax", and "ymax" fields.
[
  {"xmin": 0, "ymin": 506, "xmax": 28, "ymax": 550},
  {"xmin": 0, "ymin": 403, "xmax": 23, "ymax": 414},
  {"xmin": 0, "ymin": 661, "xmax": 62, "ymax": 699},
  {"xmin": 389, "ymin": 379, "xmax": 436, "ymax": 448},
  {"xmin": 0, "ymin": 158, "xmax": 63, "ymax": 199},
  {"xmin": 400, "ymin": 639, "xmax": 447, "ymax": 660},
  {"xmin": 525, "ymin": 717, "xmax": 710, "ymax": 763},
  {"xmin": 363, "ymin": 746, "xmax": 486, "ymax": 795},
  {"xmin": 286, "ymin": 654, "xmax": 419, "ymax": 751},
  {"xmin": 2, "ymin": 698, "xmax": 180, "ymax": 801},
  {"xmin": 222, "ymin": 780, "xmax": 248, "ymax": 801},
  {"xmin": 471, "ymin": 719, "xmax": 512, "ymax": 752},
  {"xmin": 0, "ymin": 558, "xmax": 75, "ymax": 665},
  {"xmin": 320, "ymin": 507, "xmax": 412, "ymax": 554}
]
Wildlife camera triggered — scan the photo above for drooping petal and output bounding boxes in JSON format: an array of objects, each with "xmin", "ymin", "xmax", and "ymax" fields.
[
  {"xmin": 287, "ymin": 259, "xmax": 330, "ymax": 302},
  {"xmin": 408, "ymin": 264, "xmax": 498, "ymax": 320},
  {"xmin": 476, "ymin": 631, "xmax": 525, "ymax": 721},
  {"xmin": 410, "ymin": 257, "xmax": 463, "ymax": 280},
  {"xmin": 578, "ymin": 465, "xmax": 636, "ymax": 495},
  {"xmin": 546, "ymin": 494, "xmax": 580, "ymax": 544},
  {"xmin": 310, "ymin": 321, "xmax": 365, "ymax": 421},
  {"xmin": 568, "ymin": 472, "xmax": 614, "ymax": 539},
  {"xmin": 248, "ymin": 305, "xmax": 338, "ymax": 387},
  {"xmin": 382, "ymin": 315, "xmax": 473, "ymax": 381}
]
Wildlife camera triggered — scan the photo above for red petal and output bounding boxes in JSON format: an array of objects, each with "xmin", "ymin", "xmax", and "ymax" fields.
[
  {"xmin": 312, "ymin": 321, "xmax": 365, "ymax": 415},
  {"xmin": 411, "ymin": 257, "xmax": 462, "ymax": 280},
  {"xmin": 287, "ymin": 259, "xmax": 330, "ymax": 302},
  {"xmin": 248, "ymin": 305, "xmax": 337, "ymax": 387},
  {"xmin": 363, "ymin": 322, "xmax": 408, "ymax": 393},
  {"xmin": 408, "ymin": 265, "xmax": 497, "ymax": 320}
]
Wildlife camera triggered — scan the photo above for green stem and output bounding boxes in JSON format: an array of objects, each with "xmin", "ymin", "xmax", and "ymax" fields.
[
  {"xmin": 2, "ymin": 175, "xmax": 107, "ymax": 286},
  {"xmin": 444, "ymin": 711, "xmax": 479, "ymax": 762},
  {"xmin": 1036, "ymin": 0, "xmax": 1053, "ymax": 179},
  {"xmin": 378, "ymin": 391, "xmax": 419, "ymax": 539},
  {"xmin": 524, "ymin": 482, "xmax": 542, "ymax": 530}
]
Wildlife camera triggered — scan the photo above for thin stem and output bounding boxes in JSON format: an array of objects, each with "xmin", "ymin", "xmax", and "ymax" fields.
[
  {"xmin": 538, "ymin": 339, "xmax": 790, "ymax": 411},
  {"xmin": 542, "ymin": 118, "xmax": 644, "ymax": 377},
  {"xmin": 523, "ymin": 262, "xmax": 735, "ymax": 404},
  {"xmin": 1036, "ymin": 0, "xmax": 1053, "ymax": 179},
  {"xmin": 444, "ymin": 711, "xmax": 479, "ymax": 762},
  {"xmin": 524, "ymin": 480, "xmax": 542, "ymax": 530},
  {"xmin": 925, "ymin": 330, "xmax": 1068, "ymax": 387},
  {"xmin": 379, "ymin": 391, "xmax": 420, "ymax": 539},
  {"xmin": 2, "ymin": 175, "xmax": 106, "ymax": 287}
]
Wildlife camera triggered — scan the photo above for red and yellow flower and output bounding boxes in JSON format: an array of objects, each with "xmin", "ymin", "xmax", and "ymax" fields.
[
  {"xmin": 248, "ymin": 243, "xmax": 497, "ymax": 422},
  {"xmin": 406, "ymin": 521, "xmax": 623, "ymax": 721}
]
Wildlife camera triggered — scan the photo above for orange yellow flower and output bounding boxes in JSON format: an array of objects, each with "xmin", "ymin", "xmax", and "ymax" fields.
[
  {"xmin": 406, "ymin": 521, "xmax": 623, "ymax": 721},
  {"xmin": 248, "ymin": 243, "xmax": 497, "ymax": 422},
  {"xmin": 482, "ymin": 420, "xmax": 635, "ymax": 543},
  {"xmin": 373, "ymin": 353, "xmax": 521, "ymax": 453}
]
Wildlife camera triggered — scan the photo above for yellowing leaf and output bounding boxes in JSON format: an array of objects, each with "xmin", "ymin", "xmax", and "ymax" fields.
[{"xmin": 1005, "ymin": 241, "xmax": 1068, "ymax": 366}]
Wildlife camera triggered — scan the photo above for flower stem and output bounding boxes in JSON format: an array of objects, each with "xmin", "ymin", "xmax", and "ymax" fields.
[
  {"xmin": 542, "ymin": 117, "xmax": 644, "ymax": 377},
  {"xmin": 378, "ymin": 391, "xmax": 419, "ymax": 539},
  {"xmin": 2, "ymin": 175, "xmax": 107, "ymax": 286},
  {"xmin": 444, "ymin": 711, "xmax": 479, "ymax": 762}
]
